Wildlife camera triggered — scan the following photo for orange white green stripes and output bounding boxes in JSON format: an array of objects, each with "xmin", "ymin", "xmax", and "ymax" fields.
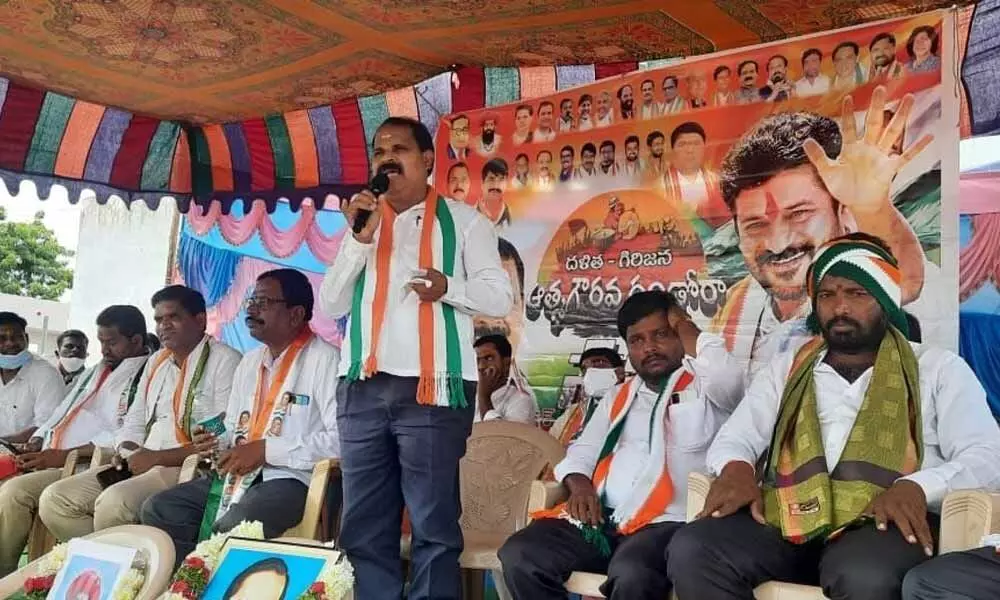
[
  {"xmin": 346, "ymin": 190, "xmax": 466, "ymax": 408},
  {"xmin": 532, "ymin": 368, "xmax": 695, "ymax": 552}
]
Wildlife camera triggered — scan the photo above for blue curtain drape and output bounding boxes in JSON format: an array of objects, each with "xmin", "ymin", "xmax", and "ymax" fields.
[
  {"xmin": 177, "ymin": 234, "xmax": 241, "ymax": 307},
  {"xmin": 959, "ymin": 312, "xmax": 1000, "ymax": 418}
]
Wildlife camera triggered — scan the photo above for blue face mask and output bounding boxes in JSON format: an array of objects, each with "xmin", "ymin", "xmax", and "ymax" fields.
[{"xmin": 0, "ymin": 350, "xmax": 31, "ymax": 371}]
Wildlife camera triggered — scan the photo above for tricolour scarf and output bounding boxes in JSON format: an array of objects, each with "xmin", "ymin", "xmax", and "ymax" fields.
[
  {"xmin": 762, "ymin": 327, "xmax": 921, "ymax": 543},
  {"xmin": 346, "ymin": 188, "xmax": 466, "ymax": 409},
  {"xmin": 556, "ymin": 394, "xmax": 603, "ymax": 447},
  {"xmin": 137, "ymin": 341, "xmax": 212, "ymax": 443},
  {"xmin": 532, "ymin": 369, "xmax": 695, "ymax": 555},
  {"xmin": 48, "ymin": 366, "xmax": 109, "ymax": 449},
  {"xmin": 804, "ymin": 238, "xmax": 910, "ymax": 337},
  {"xmin": 197, "ymin": 330, "xmax": 312, "ymax": 540}
]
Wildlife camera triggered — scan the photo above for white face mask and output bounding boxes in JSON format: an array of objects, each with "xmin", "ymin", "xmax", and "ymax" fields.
[
  {"xmin": 58, "ymin": 356, "xmax": 86, "ymax": 373},
  {"xmin": 582, "ymin": 368, "xmax": 618, "ymax": 398}
]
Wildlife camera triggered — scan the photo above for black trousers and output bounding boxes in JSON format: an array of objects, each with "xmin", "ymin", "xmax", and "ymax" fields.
[
  {"xmin": 903, "ymin": 546, "xmax": 1000, "ymax": 599},
  {"xmin": 667, "ymin": 510, "xmax": 939, "ymax": 600},
  {"xmin": 337, "ymin": 374, "xmax": 475, "ymax": 600},
  {"xmin": 498, "ymin": 517, "xmax": 681, "ymax": 600},
  {"xmin": 140, "ymin": 475, "xmax": 308, "ymax": 569}
]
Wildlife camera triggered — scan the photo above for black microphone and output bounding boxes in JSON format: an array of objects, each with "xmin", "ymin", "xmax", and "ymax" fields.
[{"xmin": 353, "ymin": 172, "xmax": 391, "ymax": 234}]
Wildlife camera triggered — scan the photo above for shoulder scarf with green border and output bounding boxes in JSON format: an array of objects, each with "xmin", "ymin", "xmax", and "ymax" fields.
[
  {"xmin": 532, "ymin": 368, "xmax": 695, "ymax": 555},
  {"xmin": 761, "ymin": 327, "xmax": 922, "ymax": 543},
  {"xmin": 346, "ymin": 191, "xmax": 466, "ymax": 408},
  {"xmin": 197, "ymin": 331, "xmax": 312, "ymax": 541}
]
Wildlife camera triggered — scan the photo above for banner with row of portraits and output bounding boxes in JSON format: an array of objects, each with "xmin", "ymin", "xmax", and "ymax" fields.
[{"xmin": 433, "ymin": 11, "xmax": 960, "ymax": 422}]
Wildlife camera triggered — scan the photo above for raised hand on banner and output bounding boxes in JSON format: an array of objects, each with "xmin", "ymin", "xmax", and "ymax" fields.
[
  {"xmin": 803, "ymin": 85, "xmax": 933, "ymax": 216},
  {"xmin": 217, "ymin": 439, "xmax": 265, "ymax": 476}
]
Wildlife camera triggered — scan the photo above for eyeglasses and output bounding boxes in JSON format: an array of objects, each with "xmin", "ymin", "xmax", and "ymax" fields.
[{"xmin": 244, "ymin": 296, "xmax": 288, "ymax": 311}]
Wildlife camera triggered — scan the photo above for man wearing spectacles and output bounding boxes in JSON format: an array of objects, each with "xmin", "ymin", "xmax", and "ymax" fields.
[
  {"xmin": 140, "ymin": 269, "xmax": 341, "ymax": 567},
  {"xmin": 321, "ymin": 116, "xmax": 512, "ymax": 600}
]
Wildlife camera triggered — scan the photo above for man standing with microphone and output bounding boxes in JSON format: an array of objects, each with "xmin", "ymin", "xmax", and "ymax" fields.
[{"xmin": 321, "ymin": 117, "xmax": 513, "ymax": 600}]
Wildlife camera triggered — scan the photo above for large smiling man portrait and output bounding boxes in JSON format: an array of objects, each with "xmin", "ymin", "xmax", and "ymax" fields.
[{"xmin": 709, "ymin": 87, "xmax": 946, "ymax": 381}]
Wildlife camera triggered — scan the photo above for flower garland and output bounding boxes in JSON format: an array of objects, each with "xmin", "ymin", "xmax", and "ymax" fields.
[
  {"xmin": 297, "ymin": 556, "xmax": 354, "ymax": 600},
  {"xmin": 160, "ymin": 521, "xmax": 265, "ymax": 600},
  {"xmin": 160, "ymin": 520, "xmax": 353, "ymax": 600},
  {"xmin": 13, "ymin": 542, "xmax": 146, "ymax": 600}
]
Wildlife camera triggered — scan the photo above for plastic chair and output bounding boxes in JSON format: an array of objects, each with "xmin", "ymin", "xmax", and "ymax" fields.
[
  {"xmin": 177, "ymin": 454, "xmax": 339, "ymax": 540},
  {"xmin": 527, "ymin": 472, "xmax": 999, "ymax": 599},
  {"xmin": 399, "ymin": 421, "xmax": 565, "ymax": 600},
  {"xmin": 1, "ymin": 525, "xmax": 175, "ymax": 600}
]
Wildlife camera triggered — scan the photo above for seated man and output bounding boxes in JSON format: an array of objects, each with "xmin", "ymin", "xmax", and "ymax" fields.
[
  {"xmin": 499, "ymin": 290, "xmax": 743, "ymax": 599},
  {"xmin": 0, "ymin": 305, "xmax": 149, "ymax": 576},
  {"xmin": 474, "ymin": 334, "xmax": 538, "ymax": 425},
  {"xmin": 54, "ymin": 329, "xmax": 89, "ymax": 389},
  {"xmin": 549, "ymin": 347, "xmax": 626, "ymax": 445},
  {"xmin": 903, "ymin": 542, "xmax": 1000, "ymax": 599},
  {"xmin": 140, "ymin": 269, "xmax": 340, "ymax": 566},
  {"xmin": 668, "ymin": 235, "xmax": 1000, "ymax": 600},
  {"xmin": 39, "ymin": 285, "xmax": 241, "ymax": 540},
  {"xmin": 0, "ymin": 312, "xmax": 67, "ymax": 445}
]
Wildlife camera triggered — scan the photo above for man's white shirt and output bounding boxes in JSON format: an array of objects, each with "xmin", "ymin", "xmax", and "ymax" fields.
[
  {"xmin": 534, "ymin": 128, "xmax": 556, "ymax": 143},
  {"xmin": 675, "ymin": 170, "xmax": 708, "ymax": 209},
  {"xmin": 223, "ymin": 335, "xmax": 341, "ymax": 487},
  {"xmin": 0, "ymin": 354, "xmax": 65, "ymax": 437},
  {"xmin": 36, "ymin": 355, "xmax": 149, "ymax": 450},
  {"xmin": 116, "ymin": 336, "xmax": 241, "ymax": 451},
  {"xmin": 475, "ymin": 376, "xmax": 538, "ymax": 425},
  {"xmin": 795, "ymin": 74, "xmax": 831, "ymax": 97},
  {"xmin": 555, "ymin": 333, "xmax": 744, "ymax": 522},
  {"xmin": 321, "ymin": 197, "xmax": 513, "ymax": 381},
  {"xmin": 708, "ymin": 341, "xmax": 1000, "ymax": 510}
]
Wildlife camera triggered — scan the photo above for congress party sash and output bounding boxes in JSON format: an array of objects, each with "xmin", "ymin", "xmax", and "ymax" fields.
[
  {"xmin": 197, "ymin": 330, "xmax": 311, "ymax": 541},
  {"xmin": 47, "ymin": 366, "xmax": 109, "ymax": 449}
]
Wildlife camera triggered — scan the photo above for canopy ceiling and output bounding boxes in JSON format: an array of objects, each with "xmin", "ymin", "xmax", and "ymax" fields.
[{"xmin": 0, "ymin": 0, "xmax": 966, "ymax": 123}]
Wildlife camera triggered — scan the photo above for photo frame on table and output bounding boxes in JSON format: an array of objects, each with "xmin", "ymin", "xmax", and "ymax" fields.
[
  {"xmin": 200, "ymin": 538, "xmax": 340, "ymax": 600},
  {"xmin": 48, "ymin": 538, "xmax": 137, "ymax": 600}
]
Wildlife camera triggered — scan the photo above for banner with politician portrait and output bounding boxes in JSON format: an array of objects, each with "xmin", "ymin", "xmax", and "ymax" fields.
[{"xmin": 434, "ymin": 12, "xmax": 959, "ymax": 421}]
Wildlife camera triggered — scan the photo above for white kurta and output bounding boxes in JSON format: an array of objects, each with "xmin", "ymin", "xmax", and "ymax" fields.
[{"xmin": 708, "ymin": 342, "xmax": 1000, "ymax": 510}]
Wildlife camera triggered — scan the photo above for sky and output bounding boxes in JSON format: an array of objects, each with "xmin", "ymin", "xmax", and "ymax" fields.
[{"xmin": 0, "ymin": 179, "xmax": 82, "ymax": 267}]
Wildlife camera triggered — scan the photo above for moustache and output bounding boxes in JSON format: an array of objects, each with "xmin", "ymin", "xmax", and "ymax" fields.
[
  {"xmin": 377, "ymin": 162, "xmax": 402, "ymax": 176},
  {"xmin": 487, "ymin": 187, "xmax": 503, "ymax": 194},
  {"xmin": 756, "ymin": 244, "xmax": 814, "ymax": 267},
  {"xmin": 245, "ymin": 317, "xmax": 264, "ymax": 327},
  {"xmin": 641, "ymin": 353, "xmax": 669, "ymax": 368},
  {"xmin": 824, "ymin": 316, "xmax": 862, "ymax": 331}
]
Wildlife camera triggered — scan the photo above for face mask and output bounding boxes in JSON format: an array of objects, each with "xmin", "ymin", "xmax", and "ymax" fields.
[
  {"xmin": 0, "ymin": 350, "xmax": 32, "ymax": 371},
  {"xmin": 582, "ymin": 368, "xmax": 618, "ymax": 398},
  {"xmin": 59, "ymin": 356, "xmax": 86, "ymax": 373}
]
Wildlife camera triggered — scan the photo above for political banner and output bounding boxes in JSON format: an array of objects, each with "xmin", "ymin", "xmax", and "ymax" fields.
[{"xmin": 434, "ymin": 12, "xmax": 959, "ymax": 424}]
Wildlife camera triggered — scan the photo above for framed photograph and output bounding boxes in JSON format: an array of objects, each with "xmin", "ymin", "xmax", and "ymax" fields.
[
  {"xmin": 201, "ymin": 538, "xmax": 340, "ymax": 600},
  {"xmin": 47, "ymin": 538, "xmax": 137, "ymax": 600}
]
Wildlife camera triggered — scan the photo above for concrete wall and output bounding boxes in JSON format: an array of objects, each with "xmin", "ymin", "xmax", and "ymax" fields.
[{"xmin": 68, "ymin": 199, "xmax": 177, "ymax": 365}]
